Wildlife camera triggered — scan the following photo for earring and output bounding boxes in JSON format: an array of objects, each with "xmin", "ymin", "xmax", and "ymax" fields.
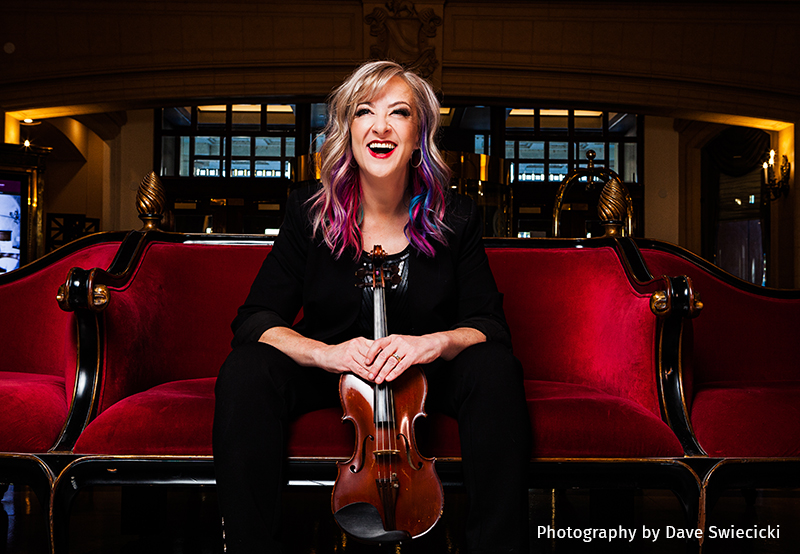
[{"xmin": 412, "ymin": 149, "xmax": 423, "ymax": 169}]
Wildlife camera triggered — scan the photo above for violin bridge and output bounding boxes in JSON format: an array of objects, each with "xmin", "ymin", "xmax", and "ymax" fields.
[{"xmin": 373, "ymin": 449, "xmax": 400, "ymax": 457}]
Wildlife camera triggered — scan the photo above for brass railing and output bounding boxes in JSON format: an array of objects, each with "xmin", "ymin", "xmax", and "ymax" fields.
[{"xmin": 552, "ymin": 150, "xmax": 633, "ymax": 238}]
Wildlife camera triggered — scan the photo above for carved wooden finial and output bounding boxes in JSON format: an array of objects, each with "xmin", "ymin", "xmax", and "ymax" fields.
[
  {"xmin": 136, "ymin": 171, "xmax": 166, "ymax": 231},
  {"xmin": 597, "ymin": 177, "xmax": 627, "ymax": 237}
]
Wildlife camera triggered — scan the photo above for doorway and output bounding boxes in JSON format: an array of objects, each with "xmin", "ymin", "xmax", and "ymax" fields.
[{"xmin": 702, "ymin": 127, "xmax": 771, "ymax": 285}]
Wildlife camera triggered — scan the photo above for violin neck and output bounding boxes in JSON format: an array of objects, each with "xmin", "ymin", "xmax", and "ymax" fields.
[
  {"xmin": 372, "ymin": 285, "xmax": 395, "ymax": 426},
  {"xmin": 373, "ymin": 287, "xmax": 387, "ymax": 341}
]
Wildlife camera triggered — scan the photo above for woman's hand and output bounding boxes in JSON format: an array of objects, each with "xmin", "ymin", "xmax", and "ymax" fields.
[
  {"xmin": 260, "ymin": 326, "xmax": 485, "ymax": 384},
  {"xmin": 312, "ymin": 337, "xmax": 376, "ymax": 381},
  {"xmin": 364, "ymin": 327, "xmax": 486, "ymax": 384},
  {"xmin": 259, "ymin": 327, "xmax": 375, "ymax": 381},
  {"xmin": 364, "ymin": 334, "xmax": 443, "ymax": 384}
]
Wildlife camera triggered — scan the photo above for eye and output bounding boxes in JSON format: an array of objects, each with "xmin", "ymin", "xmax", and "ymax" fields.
[
  {"xmin": 392, "ymin": 108, "xmax": 411, "ymax": 117},
  {"xmin": 355, "ymin": 107, "xmax": 371, "ymax": 117}
]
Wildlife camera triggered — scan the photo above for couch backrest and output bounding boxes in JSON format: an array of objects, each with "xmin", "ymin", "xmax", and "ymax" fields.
[
  {"xmin": 98, "ymin": 242, "xmax": 269, "ymax": 412},
  {"xmin": 488, "ymin": 246, "xmax": 662, "ymax": 417},
  {"xmin": 95, "ymin": 240, "xmax": 663, "ymax": 419},
  {"xmin": 641, "ymin": 247, "xmax": 800, "ymax": 386},
  {"xmin": 0, "ymin": 239, "xmax": 122, "ymax": 402}
]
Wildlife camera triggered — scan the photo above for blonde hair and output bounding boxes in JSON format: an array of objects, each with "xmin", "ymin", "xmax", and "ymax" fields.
[{"xmin": 309, "ymin": 60, "xmax": 451, "ymax": 258}]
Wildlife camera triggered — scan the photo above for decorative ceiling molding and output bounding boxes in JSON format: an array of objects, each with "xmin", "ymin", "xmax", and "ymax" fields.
[{"xmin": 364, "ymin": 1, "xmax": 443, "ymax": 78}]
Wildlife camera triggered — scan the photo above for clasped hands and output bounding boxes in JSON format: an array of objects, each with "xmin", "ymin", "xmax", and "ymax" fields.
[{"xmin": 319, "ymin": 333, "xmax": 446, "ymax": 384}]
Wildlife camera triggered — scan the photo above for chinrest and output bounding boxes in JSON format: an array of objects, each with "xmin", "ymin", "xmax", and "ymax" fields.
[{"xmin": 333, "ymin": 502, "xmax": 411, "ymax": 544}]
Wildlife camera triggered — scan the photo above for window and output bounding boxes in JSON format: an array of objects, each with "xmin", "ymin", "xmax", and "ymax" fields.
[
  {"xmin": 155, "ymin": 102, "xmax": 643, "ymax": 237},
  {"xmin": 505, "ymin": 110, "xmax": 638, "ymax": 186},
  {"xmin": 504, "ymin": 109, "xmax": 642, "ymax": 237},
  {"xmin": 155, "ymin": 103, "xmax": 313, "ymax": 234},
  {"xmin": 158, "ymin": 104, "xmax": 298, "ymax": 179}
]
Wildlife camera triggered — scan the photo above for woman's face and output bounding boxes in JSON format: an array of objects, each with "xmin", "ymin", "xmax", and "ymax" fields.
[{"xmin": 350, "ymin": 76, "xmax": 420, "ymax": 185}]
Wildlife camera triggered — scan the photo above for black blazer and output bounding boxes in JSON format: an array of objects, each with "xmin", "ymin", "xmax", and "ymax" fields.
[{"xmin": 232, "ymin": 186, "xmax": 511, "ymax": 349}]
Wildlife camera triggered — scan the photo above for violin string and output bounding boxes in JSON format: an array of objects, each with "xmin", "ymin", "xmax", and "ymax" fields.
[
  {"xmin": 388, "ymin": 370, "xmax": 395, "ymax": 481},
  {"xmin": 375, "ymin": 257, "xmax": 386, "ymax": 483},
  {"xmin": 381, "ymin": 262, "xmax": 395, "ymax": 483},
  {"xmin": 374, "ymin": 262, "xmax": 381, "ymax": 483},
  {"xmin": 373, "ymin": 249, "xmax": 397, "ymax": 488}
]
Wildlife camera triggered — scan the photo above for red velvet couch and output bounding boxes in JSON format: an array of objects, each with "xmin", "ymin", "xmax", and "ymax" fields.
[
  {"xmin": 0, "ymin": 228, "xmax": 722, "ymax": 551},
  {"xmin": 37, "ymin": 230, "xmax": 705, "ymax": 552},
  {"xmin": 0, "ymin": 233, "xmax": 126, "ymax": 540},
  {"xmin": 637, "ymin": 238, "xmax": 800, "ymax": 525}
]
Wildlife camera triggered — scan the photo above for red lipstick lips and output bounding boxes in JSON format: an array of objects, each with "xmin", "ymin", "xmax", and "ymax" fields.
[{"xmin": 368, "ymin": 141, "xmax": 397, "ymax": 158}]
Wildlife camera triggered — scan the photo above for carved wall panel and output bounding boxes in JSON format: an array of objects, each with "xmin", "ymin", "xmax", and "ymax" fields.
[{"xmin": 363, "ymin": 1, "xmax": 444, "ymax": 85}]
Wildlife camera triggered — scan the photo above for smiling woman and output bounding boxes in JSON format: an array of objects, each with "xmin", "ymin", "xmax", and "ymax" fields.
[
  {"xmin": 213, "ymin": 60, "xmax": 531, "ymax": 554},
  {"xmin": 349, "ymin": 77, "xmax": 420, "ymax": 254},
  {"xmin": 350, "ymin": 77, "xmax": 418, "ymax": 183},
  {"xmin": 309, "ymin": 61, "xmax": 451, "ymax": 259}
]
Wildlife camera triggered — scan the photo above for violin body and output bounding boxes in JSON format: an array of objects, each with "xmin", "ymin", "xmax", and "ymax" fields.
[
  {"xmin": 333, "ymin": 369, "xmax": 443, "ymax": 542},
  {"xmin": 331, "ymin": 245, "xmax": 444, "ymax": 543}
]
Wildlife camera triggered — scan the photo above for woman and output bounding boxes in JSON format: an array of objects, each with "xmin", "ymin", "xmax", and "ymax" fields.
[{"xmin": 213, "ymin": 60, "xmax": 530, "ymax": 553}]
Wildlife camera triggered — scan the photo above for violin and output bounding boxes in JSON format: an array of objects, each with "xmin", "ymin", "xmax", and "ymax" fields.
[{"xmin": 331, "ymin": 245, "xmax": 444, "ymax": 544}]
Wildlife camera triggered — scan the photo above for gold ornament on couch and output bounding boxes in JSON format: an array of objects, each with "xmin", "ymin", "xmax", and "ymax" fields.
[{"xmin": 136, "ymin": 171, "xmax": 166, "ymax": 231}]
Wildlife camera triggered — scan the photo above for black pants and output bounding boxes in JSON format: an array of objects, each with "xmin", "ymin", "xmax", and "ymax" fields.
[{"xmin": 213, "ymin": 341, "xmax": 531, "ymax": 554}]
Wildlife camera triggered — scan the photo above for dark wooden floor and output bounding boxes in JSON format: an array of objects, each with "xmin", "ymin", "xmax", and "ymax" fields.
[{"xmin": 2, "ymin": 483, "xmax": 798, "ymax": 553}]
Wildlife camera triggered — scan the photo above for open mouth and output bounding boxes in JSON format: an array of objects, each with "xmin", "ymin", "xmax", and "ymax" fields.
[{"xmin": 368, "ymin": 142, "xmax": 397, "ymax": 156}]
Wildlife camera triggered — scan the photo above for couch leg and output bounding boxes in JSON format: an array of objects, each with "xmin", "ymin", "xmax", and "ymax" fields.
[{"xmin": 51, "ymin": 482, "xmax": 81, "ymax": 554}]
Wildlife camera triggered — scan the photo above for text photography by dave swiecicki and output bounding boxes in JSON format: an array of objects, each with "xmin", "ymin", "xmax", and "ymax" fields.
[{"xmin": 538, "ymin": 524, "xmax": 781, "ymax": 544}]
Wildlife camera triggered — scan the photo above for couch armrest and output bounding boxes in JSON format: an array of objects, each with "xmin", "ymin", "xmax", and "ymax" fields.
[
  {"xmin": 615, "ymin": 240, "xmax": 705, "ymax": 455},
  {"xmin": 618, "ymin": 240, "xmax": 705, "ymax": 457},
  {"xmin": 655, "ymin": 275, "xmax": 705, "ymax": 456},
  {"xmin": 58, "ymin": 230, "xmax": 273, "ymax": 420},
  {"xmin": 0, "ymin": 232, "xmax": 125, "ymax": 453},
  {"xmin": 636, "ymin": 238, "xmax": 800, "ymax": 457}
]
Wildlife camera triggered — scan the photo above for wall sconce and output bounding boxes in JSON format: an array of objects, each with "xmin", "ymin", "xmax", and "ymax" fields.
[{"xmin": 763, "ymin": 149, "xmax": 790, "ymax": 201}]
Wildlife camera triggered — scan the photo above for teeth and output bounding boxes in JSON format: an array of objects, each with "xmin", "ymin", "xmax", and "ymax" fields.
[{"xmin": 369, "ymin": 142, "xmax": 396, "ymax": 153}]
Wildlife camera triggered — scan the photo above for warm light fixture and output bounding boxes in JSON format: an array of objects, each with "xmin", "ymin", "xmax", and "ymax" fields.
[
  {"xmin": 508, "ymin": 109, "xmax": 603, "ymax": 117},
  {"xmin": 197, "ymin": 105, "xmax": 294, "ymax": 113},
  {"xmin": 197, "ymin": 104, "xmax": 294, "ymax": 113},
  {"xmin": 762, "ymin": 149, "xmax": 790, "ymax": 201}
]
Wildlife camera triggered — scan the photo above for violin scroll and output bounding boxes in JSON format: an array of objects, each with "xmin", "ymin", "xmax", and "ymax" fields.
[{"xmin": 355, "ymin": 245, "xmax": 401, "ymax": 289}]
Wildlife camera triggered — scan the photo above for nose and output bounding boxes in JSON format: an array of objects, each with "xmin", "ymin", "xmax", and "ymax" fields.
[{"xmin": 372, "ymin": 112, "xmax": 390, "ymax": 135}]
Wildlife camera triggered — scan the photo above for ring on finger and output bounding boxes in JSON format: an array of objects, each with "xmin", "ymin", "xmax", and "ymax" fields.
[{"xmin": 392, "ymin": 354, "xmax": 403, "ymax": 363}]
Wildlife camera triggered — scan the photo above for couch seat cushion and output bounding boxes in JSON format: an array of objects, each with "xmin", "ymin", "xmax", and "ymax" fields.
[
  {"xmin": 74, "ymin": 378, "xmax": 218, "ymax": 455},
  {"xmin": 524, "ymin": 380, "xmax": 683, "ymax": 458},
  {"xmin": 0, "ymin": 372, "xmax": 67, "ymax": 452},
  {"xmin": 368, "ymin": 380, "xmax": 684, "ymax": 459},
  {"xmin": 691, "ymin": 381, "xmax": 800, "ymax": 457},
  {"xmin": 73, "ymin": 377, "xmax": 683, "ymax": 459},
  {"xmin": 286, "ymin": 407, "xmax": 353, "ymax": 458},
  {"xmin": 74, "ymin": 379, "xmax": 362, "ymax": 456},
  {"xmin": 74, "ymin": 378, "xmax": 458, "ymax": 458}
]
